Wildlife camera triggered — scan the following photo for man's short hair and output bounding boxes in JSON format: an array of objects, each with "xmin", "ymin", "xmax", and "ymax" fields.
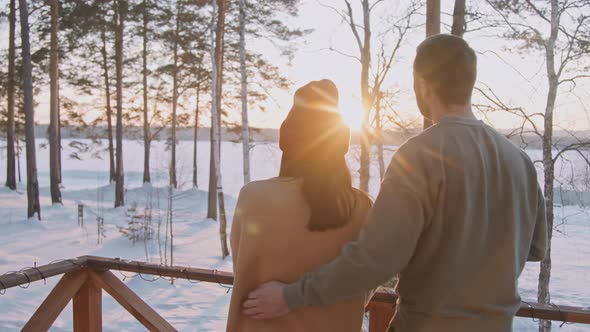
[{"xmin": 413, "ymin": 34, "xmax": 477, "ymax": 105}]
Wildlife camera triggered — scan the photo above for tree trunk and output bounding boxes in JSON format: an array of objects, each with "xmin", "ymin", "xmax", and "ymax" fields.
[
  {"xmin": 19, "ymin": 0, "xmax": 41, "ymax": 220},
  {"xmin": 239, "ymin": 0, "xmax": 251, "ymax": 184},
  {"xmin": 375, "ymin": 92, "xmax": 385, "ymax": 181},
  {"xmin": 142, "ymin": 0, "xmax": 150, "ymax": 184},
  {"xmin": 207, "ymin": 127, "xmax": 217, "ymax": 218},
  {"xmin": 538, "ymin": 83, "xmax": 556, "ymax": 331},
  {"xmin": 16, "ymin": 134, "xmax": 21, "ymax": 183},
  {"xmin": 451, "ymin": 0, "xmax": 466, "ymax": 37},
  {"xmin": 538, "ymin": 2, "xmax": 559, "ymax": 331},
  {"xmin": 101, "ymin": 25, "xmax": 116, "ymax": 183},
  {"xmin": 5, "ymin": 0, "xmax": 16, "ymax": 190},
  {"xmin": 210, "ymin": 0, "xmax": 230, "ymax": 258},
  {"xmin": 57, "ymin": 79, "xmax": 62, "ymax": 185},
  {"xmin": 193, "ymin": 82, "xmax": 200, "ymax": 188},
  {"xmin": 114, "ymin": 0, "xmax": 126, "ymax": 207},
  {"xmin": 49, "ymin": 0, "xmax": 62, "ymax": 204},
  {"xmin": 170, "ymin": 2, "xmax": 180, "ymax": 189},
  {"xmin": 168, "ymin": 184, "xmax": 174, "ymax": 269},
  {"xmin": 207, "ymin": 5, "xmax": 217, "ymax": 220},
  {"xmin": 423, "ymin": 0, "xmax": 440, "ymax": 130},
  {"xmin": 359, "ymin": 0, "xmax": 371, "ymax": 193}
]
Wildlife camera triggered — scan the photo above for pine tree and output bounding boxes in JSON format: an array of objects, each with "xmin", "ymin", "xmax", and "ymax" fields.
[
  {"xmin": 141, "ymin": 0, "xmax": 151, "ymax": 183},
  {"xmin": 114, "ymin": 0, "xmax": 127, "ymax": 207},
  {"xmin": 49, "ymin": 0, "xmax": 62, "ymax": 204},
  {"xmin": 238, "ymin": 0, "xmax": 250, "ymax": 184},
  {"xmin": 19, "ymin": 0, "xmax": 41, "ymax": 219},
  {"xmin": 169, "ymin": 0, "xmax": 181, "ymax": 189},
  {"xmin": 5, "ymin": 0, "xmax": 17, "ymax": 190},
  {"xmin": 210, "ymin": 0, "xmax": 229, "ymax": 257}
]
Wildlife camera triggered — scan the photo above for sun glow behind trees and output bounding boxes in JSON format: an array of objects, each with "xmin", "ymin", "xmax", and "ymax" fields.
[{"xmin": 6, "ymin": 1, "xmax": 588, "ymax": 133}]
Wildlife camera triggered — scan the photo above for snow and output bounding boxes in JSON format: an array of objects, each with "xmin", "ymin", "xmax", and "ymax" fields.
[{"xmin": 0, "ymin": 139, "xmax": 589, "ymax": 331}]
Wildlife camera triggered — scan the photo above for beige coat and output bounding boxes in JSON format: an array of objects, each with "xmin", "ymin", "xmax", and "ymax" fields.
[{"xmin": 226, "ymin": 177, "xmax": 373, "ymax": 332}]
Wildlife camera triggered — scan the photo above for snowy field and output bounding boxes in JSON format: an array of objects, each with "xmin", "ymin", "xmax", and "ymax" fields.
[{"xmin": 0, "ymin": 139, "xmax": 589, "ymax": 331}]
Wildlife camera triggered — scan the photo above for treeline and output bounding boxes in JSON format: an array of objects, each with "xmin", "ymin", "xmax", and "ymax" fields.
[{"xmin": 0, "ymin": 0, "xmax": 305, "ymax": 227}]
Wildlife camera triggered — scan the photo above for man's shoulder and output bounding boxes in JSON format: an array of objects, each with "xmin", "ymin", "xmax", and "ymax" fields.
[
  {"xmin": 393, "ymin": 126, "xmax": 442, "ymax": 161},
  {"xmin": 482, "ymin": 125, "xmax": 536, "ymax": 167},
  {"xmin": 399, "ymin": 123, "xmax": 447, "ymax": 148}
]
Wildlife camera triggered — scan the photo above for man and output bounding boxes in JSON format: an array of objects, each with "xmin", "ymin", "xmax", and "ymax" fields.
[{"xmin": 242, "ymin": 34, "xmax": 548, "ymax": 331}]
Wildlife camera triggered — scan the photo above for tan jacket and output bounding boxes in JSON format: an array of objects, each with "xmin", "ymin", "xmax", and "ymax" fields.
[{"xmin": 226, "ymin": 177, "xmax": 373, "ymax": 332}]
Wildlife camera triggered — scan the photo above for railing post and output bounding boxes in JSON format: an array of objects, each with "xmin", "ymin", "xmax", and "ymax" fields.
[
  {"xmin": 368, "ymin": 302, "xmax": 396, "ymax": 332},
  {"xmin": 88, "ymin": 270, "xmax": 177, "ymax": 332},
  {"xmin": 22, "ymin": 270, "xmax": 88, "ymax": 332},
  {"xmin": 73, "ymin": 277, "xmax": 102, "ymax": 332}
]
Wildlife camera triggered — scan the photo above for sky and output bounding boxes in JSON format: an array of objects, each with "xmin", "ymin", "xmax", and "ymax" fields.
[
  {"xmin": 245, "ymin": 0, "xmax": 590, "ymax": 131},
  {"xmin": 1, "ymin": 0, "xmax": 590, "ymax": 131}
]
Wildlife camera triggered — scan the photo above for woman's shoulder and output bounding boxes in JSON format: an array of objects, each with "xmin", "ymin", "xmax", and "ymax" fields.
[{"xmin": 238, "ymin": 177, "xmax": 301, "ymax": 200}]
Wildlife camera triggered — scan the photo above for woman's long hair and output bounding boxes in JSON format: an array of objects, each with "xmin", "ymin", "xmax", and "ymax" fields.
[
  {"xmin": 279, "ymin": 156, "xmax": 357, "ymax": 231},
  {"xmin": 278, "ymin": 80, "xmax": 361, "ymax": 231}
]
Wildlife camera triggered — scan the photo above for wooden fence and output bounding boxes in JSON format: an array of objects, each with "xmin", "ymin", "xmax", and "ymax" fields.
[{"xmin": 1, "ymin": 256, "xmax": 589, "ymax": 331}]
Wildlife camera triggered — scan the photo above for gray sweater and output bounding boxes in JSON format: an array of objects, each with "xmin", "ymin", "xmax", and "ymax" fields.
[{"xmin": 284, "ymin": 116, "xmax": 548, "ymax": 332}]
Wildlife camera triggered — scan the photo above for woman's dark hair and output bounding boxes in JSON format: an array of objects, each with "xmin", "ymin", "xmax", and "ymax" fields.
[
  {"xmin": 279, "ymin": 157, "xmax": 357, "ymax": 231},
  {"xmin": 279, "ymin": 79, "xmax": 359, "ymax": 231}
]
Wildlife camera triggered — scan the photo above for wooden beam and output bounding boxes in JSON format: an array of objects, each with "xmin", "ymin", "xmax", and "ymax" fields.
[
  {"xmin": 85, "ymin": 256, "xmax": 590, "ymax": 324},
  {"xmin": 73, "ymin": 278, "xmax": 102, "ymax": 332},
  {"xmin": 518, "ymin": 301, "xmax": 590, "ymax": 325},
  {"xmin": 86, "ymin": 255, "xmax": 233, "ymax": 285},
  {"xmin": 367, "ymin": 302, "xmax": 396, "ymax": 332},
  {"xmin": 88, "ymin": 270, "xmax": 177, "ymax": 332},
  {"xmin": 0, "ymin": 257, "xmax": 86, "ymax": 290},
  {"xmin": 366, "ymin": 290, "xmax": 590, "ymax": 325},
  {"xmin": 370, "ymin": 287, "xmax": 399, "ymax": 304},
  {"xmin": 5, "ymin": 256, "xmax": 590, "ymax": 328},
  {"xmin": 22, "ymin": 270, "xmax": 88, "ymax": 332}
]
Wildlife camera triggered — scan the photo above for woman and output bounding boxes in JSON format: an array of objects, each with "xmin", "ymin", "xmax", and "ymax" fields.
[{"xmin": 226, "ymin": 79, "xmax": 373, "ymax": 332}]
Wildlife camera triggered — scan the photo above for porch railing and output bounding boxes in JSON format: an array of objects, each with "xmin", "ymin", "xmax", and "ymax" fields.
[{"xmin": 1, "ymin": 256, "xmax": 589, "ymax": 331}]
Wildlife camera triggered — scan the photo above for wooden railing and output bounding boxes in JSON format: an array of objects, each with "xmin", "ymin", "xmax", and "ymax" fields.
[{"xmin": 1, "ymin": 256, "xmax": 589, "ymax": 331}]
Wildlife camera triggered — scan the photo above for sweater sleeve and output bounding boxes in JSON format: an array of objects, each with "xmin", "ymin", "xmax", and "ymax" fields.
[
  {"xmin": 284, "ymin": 145, "xmax": 430, "ymax": 310},
  {"xmin": 528, "ymin": 185, "xmax": 548, "ymax": 262}
]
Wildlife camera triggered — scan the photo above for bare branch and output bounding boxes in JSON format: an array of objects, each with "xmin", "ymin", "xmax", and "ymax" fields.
[
  {"xmin": 321, "ymin": 47, "xmax": 361, "ymax": 62},
  {"xmin": 474, "ymin": 84, "xmax": 544, "ymax": 139},
  {"xmin": 553, "ymin": 142, "xmax": 590, "ymax": 165},
  {"xmin": 484, "ymin": 0, "xmax": 545, "ymax": 45},
  {"xmin": 524, "ymin": 0, "xmax": 551, "ymax": 24},
  {"xmin": 344, "ymin": 0, "xmax": 364, "ymax": 53},
  {"xmin": 369, "ymin": 0, "xmax": 386, "ymax": 12},
  {"xmin": 559, "ymin": 74, "xmax": 590, "ymax": 87},
  {"xmin": 557, "ymin": 14, "xmax": 590, "ymax": 77}
]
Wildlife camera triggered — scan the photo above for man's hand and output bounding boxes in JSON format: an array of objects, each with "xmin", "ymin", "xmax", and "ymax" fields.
[{"xmin": 243, "ymin": 281, "xmax": 290, "ymax": 319}]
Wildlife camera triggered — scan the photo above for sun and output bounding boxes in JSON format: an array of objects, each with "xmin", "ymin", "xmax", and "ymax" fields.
[{"xmin": 339, "ymin": 95, "xmax": 363, "ymax": 131}]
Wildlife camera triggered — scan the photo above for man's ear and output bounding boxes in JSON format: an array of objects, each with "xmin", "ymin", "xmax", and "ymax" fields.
[{"xmin": 414, "ymin": 76, "xmax": 428, "ymax": 100}]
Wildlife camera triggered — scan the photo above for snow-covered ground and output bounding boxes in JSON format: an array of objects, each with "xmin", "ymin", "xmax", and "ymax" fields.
[{"xmin": 0, "ymin": 139, "xmax": 589, "ymax": 331}]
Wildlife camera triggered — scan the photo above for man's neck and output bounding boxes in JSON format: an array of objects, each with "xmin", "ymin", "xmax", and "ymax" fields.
[{"xmin": 431, "ymin": 104, "xmax": 476, "ymax": 123}]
